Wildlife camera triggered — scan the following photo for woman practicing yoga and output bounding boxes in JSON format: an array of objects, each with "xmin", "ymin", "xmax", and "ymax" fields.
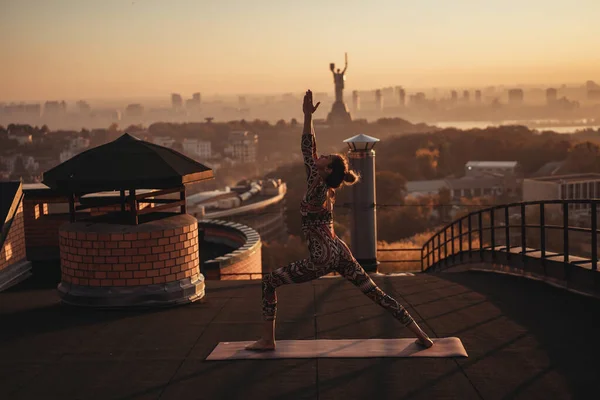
[{"xmin": 246, "ymin": 90, "xmax": 434, "ymax": 351}]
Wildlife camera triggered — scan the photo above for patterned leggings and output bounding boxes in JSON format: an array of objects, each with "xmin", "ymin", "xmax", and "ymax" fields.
[{"xmin": 261, "ymin": 225, "xmax": 415, "ymax": 327}]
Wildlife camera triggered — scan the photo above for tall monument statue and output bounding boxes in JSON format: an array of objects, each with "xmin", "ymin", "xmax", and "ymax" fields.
[
  {"xmin": 327, "ymin": 52, "xmax": 353, "ymax": 125},
  {"xmin": 331, "ymin": 52, "xmax": 348, "ymax": 102}
]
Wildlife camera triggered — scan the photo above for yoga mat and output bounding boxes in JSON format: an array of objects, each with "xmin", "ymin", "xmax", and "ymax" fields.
[{"xmin": 206, "ymin": 337, "xmax": 467, "ymax": 360}]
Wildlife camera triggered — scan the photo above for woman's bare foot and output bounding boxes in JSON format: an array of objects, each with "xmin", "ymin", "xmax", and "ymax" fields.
[
  {"xmin": 245, "ymin": 338, "xmax": 276, "ymax": 351},
  {"xmin": 415, "ymin": 337, "xmax": 434, "ymax": 348}
]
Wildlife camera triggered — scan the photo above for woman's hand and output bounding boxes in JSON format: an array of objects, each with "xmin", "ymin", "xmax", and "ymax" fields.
[{"xmin": 303, "ymin": 90, "xmax": 321, "ymax": 115}]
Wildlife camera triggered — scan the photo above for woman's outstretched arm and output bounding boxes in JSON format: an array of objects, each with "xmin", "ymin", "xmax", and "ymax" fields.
[
  {"xmin": 301, "ymin": 90, "xmax": 320, "ymax": 180},
  {"xmin": 302, "ymin": 112, "xmax": 317, "ymax": 160}
]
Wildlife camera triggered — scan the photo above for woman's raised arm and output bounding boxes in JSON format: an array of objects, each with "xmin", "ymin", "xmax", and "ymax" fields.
[{"xmin": 301, "ymin": 90, "xmax": 320, "ymax": 165}]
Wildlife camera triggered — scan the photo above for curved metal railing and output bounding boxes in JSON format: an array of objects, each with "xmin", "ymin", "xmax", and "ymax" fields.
[{"xmin": 419, "ymin": 199, "xmax": 598, "ymax": 274}]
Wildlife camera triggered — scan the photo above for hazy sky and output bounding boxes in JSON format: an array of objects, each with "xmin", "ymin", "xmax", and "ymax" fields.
[{"xmin": 2, "ymin": 0, "xmax": 599, "ymax": 102}]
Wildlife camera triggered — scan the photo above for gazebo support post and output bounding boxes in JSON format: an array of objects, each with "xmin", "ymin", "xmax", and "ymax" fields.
[
  {"xmin": 180, "ymin": 186, "xmax": 187, "ymax": 214},
  {"xmin": 129, "ymin": 188, "xmax": 138, "ymax": 225},
  {"xmin": 68, "ymin": 193, "xmax": 76, "ymax": 222},
  {"xmin": 120, "ymin": 190, "xmax": 126, "ymax": 212}
]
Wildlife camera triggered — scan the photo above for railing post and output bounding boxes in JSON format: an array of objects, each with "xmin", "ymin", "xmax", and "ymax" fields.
[
  {"xmin": 437, "ymin": 234, "xmax": 441, "ymax": 265},
  {"xmin": 430, "ymin": 240, "xmax": 433, "ymax": 267},
  {"xmin": 540, "ymin": 203, "xmax": 546, "ymax": 273},
  {"xmin": 430, "ymin": 240, "xmax": 433, "ymax": 268},
  {"xmin": 592, "ymin": 202, "xmax": 597, "ymax": 271},
  {"xmin": 459, "ymin": 218, "xmax": 464, "ymax": 262},
  {"xmin": 521, "ymin": 203, "xmax": 527, "ymax": 264},
  {"xmin": 420, "ymin": 247, "xmax": 424, "ymax": 272},
  {"xmin": 504, "ymin": 206, "xmax": 510, "ymax": 260},
  {"xmin": 451, "ymin": 223, "xmax": 455, "ymax": 263},
  {"xmin": 490, "ymin": 208, "xmax": 496, "ymax": 260},
  {"xmin": 443, "ymin": 226, "xmax": 448, "ymax": 266},
  {"xmin": 468, "ymin": 214, "xmax": 472, "ymax": 258},
  {"xmin": 478, "ymin": 211, "xmax": 484, "ymax": 260},
  {"xmin": 427, "ymin": 241, "xmax": 431, "ymax": 268},
  {"xmin": 563, "ymin": 202, "xmax": 569, "ymax": 280}
]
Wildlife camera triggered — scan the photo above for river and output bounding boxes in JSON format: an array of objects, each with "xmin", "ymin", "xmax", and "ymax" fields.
[{"xmin": 432, "ymin": 120, "xmax": 600, "ymax": 134}]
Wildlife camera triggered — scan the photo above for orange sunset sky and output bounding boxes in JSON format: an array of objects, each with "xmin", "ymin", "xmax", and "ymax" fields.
[{"xmin": 1, "ymin": 0, "xmax": 599, "ymax": 102}]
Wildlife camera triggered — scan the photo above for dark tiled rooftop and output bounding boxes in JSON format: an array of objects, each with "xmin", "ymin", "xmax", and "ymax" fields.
[
  {"xmin": 1, "ymin": 269, "xmax": 599, "ymax": 399},
  {"xmin": 531, "ymin": 172, "xmax": 600, "ymax": 183}
]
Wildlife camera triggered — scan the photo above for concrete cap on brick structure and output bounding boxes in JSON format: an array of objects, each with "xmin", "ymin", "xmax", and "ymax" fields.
[{"xmin": 43, "ymin": 133, "xmax": 214, "ymax": 193}]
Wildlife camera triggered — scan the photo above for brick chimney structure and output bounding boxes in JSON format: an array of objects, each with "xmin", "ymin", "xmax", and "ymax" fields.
[
  {"xmin": 43, "ymin": 133, "xmax": 214, "ymax": 307},
  {"xmin": 343, "ymin": 134, "xmax": 380, "ymax": 272}
]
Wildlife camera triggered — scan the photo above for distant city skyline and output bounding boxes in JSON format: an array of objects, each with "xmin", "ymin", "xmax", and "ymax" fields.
[
  {"xmin": 0, "ymin": 79, "xmax": 597, "ymax": 105},
  {"xmin": 2, "ymin": 0, "xmax": 600, "ymax": 102}
]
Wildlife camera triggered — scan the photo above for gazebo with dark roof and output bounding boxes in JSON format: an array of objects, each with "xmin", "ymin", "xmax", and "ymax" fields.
[{"xmin": 42, "ymin": 133, "xmax": 214, "ymax": 224}]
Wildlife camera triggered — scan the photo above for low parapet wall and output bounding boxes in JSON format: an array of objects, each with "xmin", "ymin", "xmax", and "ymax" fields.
[{"xmin": 199, "ymin": 220, "xmax": 262, "ymax": 280}]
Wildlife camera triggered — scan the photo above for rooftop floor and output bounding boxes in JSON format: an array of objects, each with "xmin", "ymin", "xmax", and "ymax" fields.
[{"xmin": 1, "ymin": 270, "xmax": 599, "ymax": 399}]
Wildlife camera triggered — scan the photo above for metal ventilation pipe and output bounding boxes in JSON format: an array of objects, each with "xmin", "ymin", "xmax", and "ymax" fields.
[{"xmin": 343, "ymin": 134, "xmax": 380, "ymax": 272}]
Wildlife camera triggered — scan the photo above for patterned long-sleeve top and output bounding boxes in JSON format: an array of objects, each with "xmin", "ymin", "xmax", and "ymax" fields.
[{"xmin": 300, "ymin": 131, "xmax": 333, "ymax": 229}]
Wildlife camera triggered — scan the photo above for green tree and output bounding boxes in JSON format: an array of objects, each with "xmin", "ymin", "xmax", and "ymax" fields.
[
  {"xmin": 376, "ymin": 170, "xmax": 406, "ymax": 205},
  {"xmin": 561, "ymin": 142, "xmax": 600, "ymax": 173},
  {"xmin": 125, "ymin": 124, "xmax": 145, "ymax": 133}
]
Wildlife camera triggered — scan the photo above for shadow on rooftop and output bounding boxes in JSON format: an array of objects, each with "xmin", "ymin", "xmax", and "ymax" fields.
[{"xmin": 437, "ymin": 270, "xmax": 600, "ymax": 399}]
